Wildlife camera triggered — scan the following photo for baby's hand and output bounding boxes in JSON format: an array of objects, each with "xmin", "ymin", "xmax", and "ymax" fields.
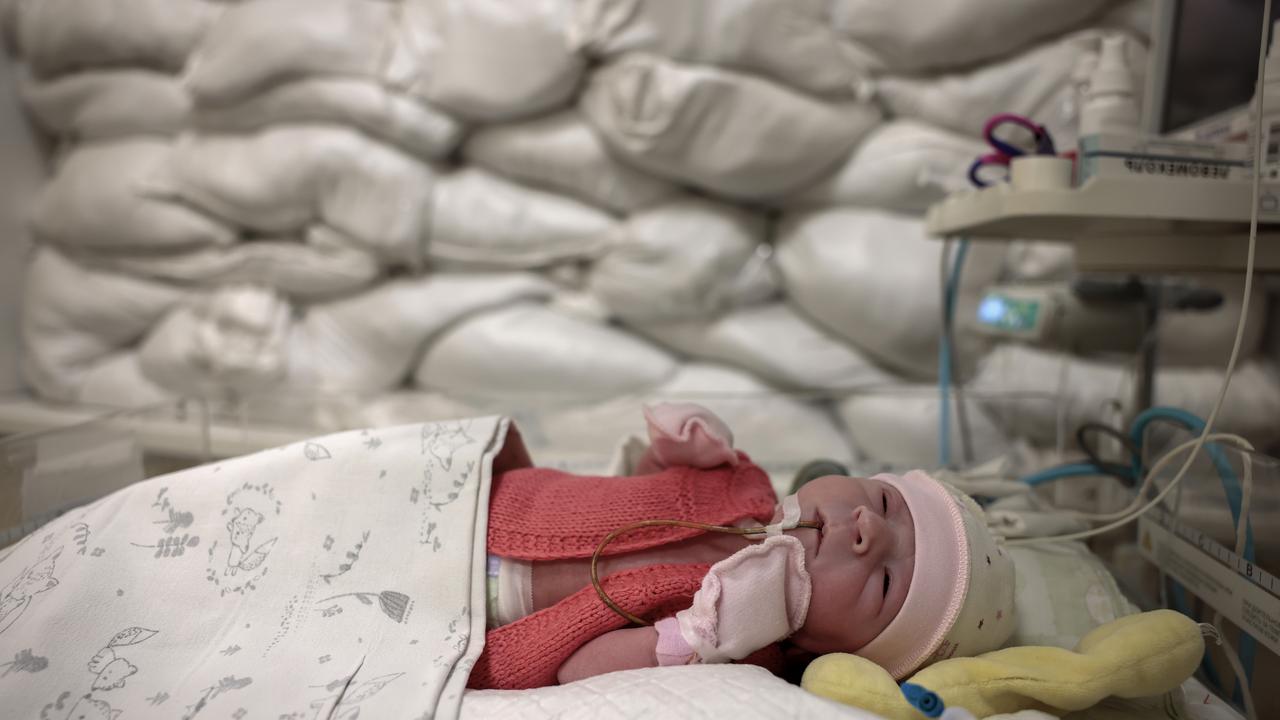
[{"xmin": 636, "ymin": 403, "xmax": 737, "ymax": 473}]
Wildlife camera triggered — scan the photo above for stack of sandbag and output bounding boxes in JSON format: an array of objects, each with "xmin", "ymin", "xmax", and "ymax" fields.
[
  {"xmin": 21, "ymin": 246, "xmax": 180, "ymax": 406},
  {"xmin": 10, "ymin": 0, "xmax": 635, "ymax": 410},
  {"xmin": 836, "ymin": 387, "xmax": 1012, "ymax": 471},
  {"xmin": 774, "ymin": 208, "xmax": 1007, "ymax": 380},
  {"xmin": 972, "ymin": 344, "xmax": 1280, "ymax": 449},
  {"xmin": 185, "ymin": 0, "xmax": 583, "ymax": 125},
  {"xmin": 20, "ymin": 0, "xmax": 1272, "ymax": 472},
  {"xmin": 11, "ymin": 0, "xmax": 213, "ymax": 140},
  {"xmin": 463, "ymin": 110, "xmax": 681, "ymax": 214},
  {"xmin": 363, "ymin": 362, "xmax": 857, "ymax": 493},
  {"xmin": 10, "ymin": 0, "xmax": 232, "ymax": 405},
  {"xmin": 580, "ymin": 53, "xmax": 881, "ymax": 200},
  {"xmin": 0, "ymin": 49, "xmax": 44, "ymax": 392},
  {"xmin": 136, "ymin": 275, "xmax": 559, "ymax": 399}
]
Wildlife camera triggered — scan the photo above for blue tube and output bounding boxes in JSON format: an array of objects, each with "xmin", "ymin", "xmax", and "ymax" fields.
[
  {"xmin": 1019, "ymin": 462, "xmax": 1111, "ymax": 487},
  {"xmin": 1128, "ymin": 407, "xmax": 1255, "ymax": 561},
  {"xmin": 901, "ymin": 683, "xmax": 944, "ymax": 718},
  {"xmin": 938, "ymin": 240, "xmax": 969, "ymax": 468},
  {"xmin": 1128, "ymin": 406, "xmax": 1256, "ymax": 700},
  {"xmin": 938, "ymin": 340, "xmax": 952, "ymax": 468}
]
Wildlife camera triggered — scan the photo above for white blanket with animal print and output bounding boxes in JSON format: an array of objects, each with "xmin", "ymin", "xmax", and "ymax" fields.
[{"xmin": 0, "ymin": 417, "xmax": 517, "ymax": 720}]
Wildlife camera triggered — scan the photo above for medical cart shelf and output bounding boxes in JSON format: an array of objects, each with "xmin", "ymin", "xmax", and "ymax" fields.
[{"xmin": 925, "ymin": 174, "xmax": 1280, "ymax": 272}]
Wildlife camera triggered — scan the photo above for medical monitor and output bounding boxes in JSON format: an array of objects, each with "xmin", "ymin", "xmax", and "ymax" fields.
[{"xmin": 1145, "ymin": 0, "xmax": 1280, "ymax": 136}]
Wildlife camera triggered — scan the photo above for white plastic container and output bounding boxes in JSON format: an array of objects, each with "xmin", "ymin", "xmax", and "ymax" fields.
[{"xmin": 1078, "ymin": 35, "xmax": 1140, "ymax": 137}]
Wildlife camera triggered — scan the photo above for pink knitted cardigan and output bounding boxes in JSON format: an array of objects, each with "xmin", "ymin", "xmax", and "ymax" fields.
[{"xmin": 468, "ymin": 455, "xmax": 778, "ymax": 690}]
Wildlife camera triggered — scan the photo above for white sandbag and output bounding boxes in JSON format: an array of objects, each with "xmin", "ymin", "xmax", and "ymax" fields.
[
  {"xmin": 656, "ymin": 364, "xmax": 855, "ymax": 480},
  {"xmin": 581, "ymin": 53, "xmax": 881, "ymax": 200},
  {"xmin": 139, "ymin": 286, "xmax": 291, "ymax": 399},
  {"xmin": 414, "ymin": 302, "xmax": 677, "ymax": 403},
  {"xmin": 67, "ymin": 226, "xmax": 380, "ymax": 301},
  {"xmin": 428, "ymin": 167, "xmax": 618, "ymax": 268},
  {"xmin": 463, "ymin": 110, "xmax": 680, "ymax": 214},
  {"xmin": 186, "ymin": 0, "xmax": 582, "ymax": 121},
  {"xmin": 570, "ymin": 0, "xmax": 857, "ymax": 96},
  {"xmin": 193, "ymin": 78, "xmax": 464, "ymax": 160},
  {"xmin": 972, "ymin": 345, "xmax": 1280, "ymax": 448},
  {"xmin": 184, "ymin": 0, "xmax": 404, "ymax": 106},
  {"xmin": 367, "ymin": 362, "xmax": 856, "ymax": 494},
  {"xmin": 836, "ymin": 386, "xmax": 1010, "ymax": 472},
  {"xmin": 33, "ymin": 139, "xmax": 236, "ymax": 252},
  {"xmin": 829, "ymin": 0, "xmax": 1109, "ymax": 74},
  {"xmin": 775, "ymin": 208, "xmax": 1005, "ymax": 380},
  {"xmin": 14, "ymin": 0, "xmax": 220, "ymax": 77},
  {"xmin": 588, "ymin": 197, "xmax": 777, "ymax": 320},
  {"xmin": 1, "ymin": 0, "xmax": 19, "ymax": 53},
  {"xmin": 413, "ymin": 0, "xmax": 584, "ymax": 121},
  {"xmin": 870, "ymin": 29, "xmax": 1148, "ymax": 145},
  {"xmin": 781, "ymin": 120, "xmax": 985, "ymax": 213},
  {"xmin": 21, "ymin": 246, "xmax": 187, "ymax": 402},
  {"xmin": 1159, "ymin": 275, "xmax": 1267, "ymax": 367},
  {"xmin": 633, "ymin": 302, "xmax": 895, "ymax": 391},
  {"xmin": 1002, "ymin": 241, "xmax": 1076, "ymax": 283},
  {"xmin": 1100, "ymin": 0, "xmax": 1154, "ymax": 42},
  {"xmin": 0, "ymin": 51, "xmax": 45, "ymax": 393},
  {"xmin": 77, "ymin": 351, "xmax": 173, "ymax": 407},
  {"xmin": 20, "ymin": 69, "xmax": 190, "ymax": 140},
  {"xmin": 169, "ymin": 126, "xmax": 433, "ymax": 264},
  {"xmin": 290, "ymin": 273, "xmax": 557, "ymax": 395}
]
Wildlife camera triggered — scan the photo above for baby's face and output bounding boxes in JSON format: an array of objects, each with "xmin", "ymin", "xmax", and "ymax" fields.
[{"xmin": 787, "ymin": 475, "xmax": 915, "ymax": 654}]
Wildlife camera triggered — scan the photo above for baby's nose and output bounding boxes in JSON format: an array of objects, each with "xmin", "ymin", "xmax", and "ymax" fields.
[{"xmin": 851, "ymin": 506, "xmax": 887, "ymax": 556}]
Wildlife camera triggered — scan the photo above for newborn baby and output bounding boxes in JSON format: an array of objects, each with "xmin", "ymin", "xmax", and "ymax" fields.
[{"xmin": 468, "ymin": 403, "xmax": 1015, "ymax": 689}]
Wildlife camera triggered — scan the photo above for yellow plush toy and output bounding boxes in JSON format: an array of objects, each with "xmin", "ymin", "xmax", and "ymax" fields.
[{"xmin": 802, "ymin": 610, "xmax": 1204, "ymax": 719}]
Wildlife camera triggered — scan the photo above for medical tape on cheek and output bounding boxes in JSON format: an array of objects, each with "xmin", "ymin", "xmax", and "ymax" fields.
[{"xmin": 764, "ymin": 493, "xmax": 802, "ymax": 537}]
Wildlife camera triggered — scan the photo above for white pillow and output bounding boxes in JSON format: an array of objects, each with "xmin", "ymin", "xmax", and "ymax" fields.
[{"xmin": 1006, "ymin": 541, "xmax": 1138, "ymax": 649}]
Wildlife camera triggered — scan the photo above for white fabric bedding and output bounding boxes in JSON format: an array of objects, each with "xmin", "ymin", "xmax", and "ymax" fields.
[
  {"xmin": 462, "ymin": 665, "xmax": 884, "ymax": 720},
  {"xmin": 0, "ymin": 414, "xmax": 1233, "ymax": 720},
  {"xmin": 1, "ymin": 418, "xmax": 513, "ymax": 720},
  {"xmin": 0, "ymin": 415, "xmax": 885, "ymax": 720}
]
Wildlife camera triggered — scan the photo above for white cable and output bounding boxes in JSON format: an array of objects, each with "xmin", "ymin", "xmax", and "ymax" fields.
[
  {"xmin": 1112, "ymin": 0, "xmax": 1271, "ymax": 557},
  {"xmin": 1039, "ymin": 8, "xmax": 1270, "ymax": 707},
  {"xmin": 1201, "ymin": 624, "xmax": 1259, "ymax": 720},
  {"xmin": 1070, "ymin": 435, "xmax": 1255, "ymax": 523},
  {"xmin": 1007, "ymin": 433, "xmax": 1253, "ymax": 546}
]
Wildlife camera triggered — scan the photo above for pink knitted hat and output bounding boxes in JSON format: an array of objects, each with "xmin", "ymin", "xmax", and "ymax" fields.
[{"xmin": 854, "ymin": 470, "xmax": 1015, "ymax": 679}]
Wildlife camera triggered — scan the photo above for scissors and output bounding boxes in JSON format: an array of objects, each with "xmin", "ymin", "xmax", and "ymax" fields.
[{"xmin": 967, "ymin": 113, "xmax": 1058, "ymax": 187}]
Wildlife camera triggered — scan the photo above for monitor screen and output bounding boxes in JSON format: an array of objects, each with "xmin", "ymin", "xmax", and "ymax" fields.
[{"xmin": 1160, "ymin": 0, "xmax": 1280, "ymax": 133}]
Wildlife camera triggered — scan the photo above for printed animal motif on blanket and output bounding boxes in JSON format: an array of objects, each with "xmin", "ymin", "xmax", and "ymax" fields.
[{"xmin": 1, "ymin": 418, "xmax": 517, "ymax": 720}]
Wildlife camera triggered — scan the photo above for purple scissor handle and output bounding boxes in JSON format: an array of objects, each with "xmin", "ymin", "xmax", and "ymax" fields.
[{"xmin": 967, "ymin": 113, "xmax": 1058, "ymax": 187}]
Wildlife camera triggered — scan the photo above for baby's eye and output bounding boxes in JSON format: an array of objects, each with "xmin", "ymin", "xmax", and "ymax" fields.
[
  {"xmin": 882, "ymin": 570, "xmax": 890, "ymax": 598},
  {"xmin": 882, "ymin": 491, "xmax": 888, "ymax": 514}
]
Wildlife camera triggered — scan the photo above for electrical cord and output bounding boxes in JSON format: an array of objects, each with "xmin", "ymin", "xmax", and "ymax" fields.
[
  {"xmin": 1202, "ymin": 624, "xmax": 1259, "ymax": 720},
  {"xmin": 1074, "ymin": 421, "xmax": 1142, "ymax": 485},
  {"xmin": 1007, "ymin": 432, "xmax": 1253, "ymax": 547},
  {"xmin": 1020, "ymin": 408, "xmax": 1260, "ymax": 701},
  {"xmin": 1128, "ymin": 408, "xmax": 1256, "ymax": 559}
]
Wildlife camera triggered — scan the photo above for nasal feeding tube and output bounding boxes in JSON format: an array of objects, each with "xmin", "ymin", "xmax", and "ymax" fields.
[{"xmin": 590, "ymin": 494, "xmax": 821, "ymax": 626}]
